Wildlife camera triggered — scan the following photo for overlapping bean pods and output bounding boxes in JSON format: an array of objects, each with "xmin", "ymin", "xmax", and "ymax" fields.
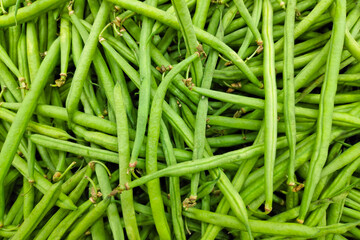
[{"xmin": 0, "ymin": 0, "xmax": 359, "ymax": 239}]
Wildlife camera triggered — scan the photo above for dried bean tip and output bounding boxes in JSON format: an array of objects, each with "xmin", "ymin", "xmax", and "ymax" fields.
[
  {"xmin": 264, "ymin": 206, "xmax": 272, "ymax": 214},
  {"xmin": 52, "ymin": 172, "xmax": 62, "ymax": 181},
  {"xmin": 129, "ymin": 161, "xmax": 137, "ymax": 169},
  {"xmin": 296, "ymin": 218, "xmax": 304, "ymax": 224}
]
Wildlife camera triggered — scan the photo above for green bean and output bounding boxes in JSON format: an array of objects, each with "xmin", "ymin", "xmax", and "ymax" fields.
[
  {"xmin": 130, "ymin": 0, "xmax": 157, "ymax": 171},
  {"xmin": 48, "ymin": 200, "xmax": 93, "ymax": 240},
  {"xmin": 159, "ymin": 120, "xmax": 186, "ymax": 240},
  {"xmin": 65, "ymin": 1, "xmax": 111, "ymax": 126},
  {"xmin": 202, "ymin": 127, "xmax": 264, "ymax": 240},
  {"xmin": 38, "ymin": 13, "xmax": 47, "ymax": 54},
  {"xmin": 0, "ymin": 37, "xmax": 21, "ymax": 82},
  {"xmin": 0, "ymin": 0, "xmax": 65, "ymax": 27},
  {"xmin": 47, "ymin": 10, "xmax": 57, "ymax": 46},
  {"xmin": 190, "ymin": 6, "xmax": 223, "ymax": 201},
  {"xmin": 26, "ymin": 19, "xmax": 50, "ymax": 112},
  {"xmin": 184, "ymin": 207, "xmax": 360, "ymax": 237},
  {"xmin": 69, "ymin": 11, "xmax": 117, "ymax": 118},
  {"xmin": 274, "ymin": 0, "xmax": 335, "ymax": 53},
  {"xmin": 34, "ymin": 164, "xmax": 93, "ymax": 240},
  {"xmin": 114, "ymin": 83, "xmax": 139, "ymax": 240},
  {"xmin": 172, "ymin": 0, "xmax": 203, "ymax": 87},
  {"xmin": 344, "ymin": 28, "xmax": 360, "ymax": 62},
  {"xmin": 326, "ymin": 195, "xmax": 346, "ymax": 240},
  {"xmin": 58, "ymin": 15, "xmax": 71, "ymax": 86},
  {"xmin": 118, "ymin": 16, "xmax": 200, "ymax": 106},
  {"xmin": 11, "ymin": 180, "xmax": 62, "ymax": 240},
  {"xmin": 0, "ymin": 107, "xmax": 72, "ymax": 140},
  {"xmin": 283, "ymin": 0, "xmax": 296, "ymax": 187},
  {"xmin": 146, "ymin": 52, "xmax": 199, "ymax": 239},
  {"xmin": 262, "ymin": 0, "xmax": 277, "ymax": 213},
  {"xmin": 91, "ymin": 218, "xmax": 108, "ymax": 240},
  {"xmin": 104, "ymin": 50, "xmax": 136, "ymax": 125},
  {"xmin": 234, "ymin": 0, "xmax": 262, "ymax": 47},
  {"xmin": 22, "ymin": 177, "xmax": 34, "ymax": 219},
  {"xmin": 7, "ymin": 6, "xmax": 19, "ymax": 65},
  {"xmin": 192, "ymin": 0, "xmax": 210, "ymax": 30},
  {"xmin": 237, "ymin": 0, "xmax": 262, "ymax": 60},
  {"xmin": 17, "ymin": 27, "xmax": 29, "ymax": 98},
  {"xmin": 151, "ymin": 0, "xmax": 197, "ymax": 34},
  {"xmin": 30, "ymin": 134, "xmax": 119, "ymax": 163},
  {"xmin": 0, "ymin": 60, "xmax": 22, "ymax": 102},
  {"xmin": 65, "ymin": 197, "xmax": 111, "ymax": 240},
  {"xmin": 107, "ymin": 0, "xmax": 262, "ymax": 88},
  {"xmin": 213, "ymin": 50, "xmax": 318, "ymax": 80},
  {"xmin": 115, "ymin": 132, "xmax": 307, "ymax": 192},
  {"xmin": 191, "ymin": 87, "xmax": 360, "ymax": 129},
  {"xmin": 1, "ymin": 102, "xmax": 120, "ymax": 137},
  {"xmin": 0, "ymin": 38, "xmax": 60, "ymax": 225},
  {"xmin": 10, "ymin": 150, "xmax": 77, "ymax": 209},
  {"xmin": 4, "ymin": 188, "xmax": 23, "ymax": 226},
  {"xmin": 298, "ymin": 0, "xmax": 346, "ymax": 224}
]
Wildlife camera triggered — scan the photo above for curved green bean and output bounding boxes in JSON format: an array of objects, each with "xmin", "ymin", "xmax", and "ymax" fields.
[{"xmin": 298, "ymin": 0, "xmax": 346, "ymax": 223}]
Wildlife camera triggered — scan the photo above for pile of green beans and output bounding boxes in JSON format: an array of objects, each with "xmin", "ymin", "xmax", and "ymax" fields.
[{"xmin": 0, "ymin": 0, "xmax": 360, "ymax": 239}]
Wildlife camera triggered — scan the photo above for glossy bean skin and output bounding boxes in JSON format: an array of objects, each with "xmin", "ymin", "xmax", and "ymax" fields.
[
  {"xmin": 190, "ymin": 4, "xmax": 223, "ymax": 201},
  {"xmin": 114, "ymin": 83, "xmax": 139, "ymax": 239},
  {"xmin": 159, "ymin": 120, "xmax": 186, "ymax": 240},
  {"xmin": 65, "ymin": 197, "xmax": 111, "ymax": 240},
  {"xmin": 172, "ymin": 0, "xmax": 203, "ymax": 87},
  {"xmin": 33, "ymin": 164, "xmax": 93, "ymax": 240},
  {"xmin": 65, "ymin": 1, "xmax": 112, "ymax": 125},
  {"xmin": 145, "ymin": 53, "xmax": 199, "ymax": 239},
  {"xmin": 283, "ymin": 0, "xmax": 297, "ymax": 187},
  {"xmin": 0, "ymin": 38, "xmax": 61, "ymax": 225},
  {"xmin": 130, "ymin": 0, "xmax": 157, "ymax": 171},
  {"xmin": 262, "ymin": 0, "xmax": 277, "ymax": 213},
  {"xmin": 106, "ymin": 0, "xmax": 263, "ymax": 88},
  {"xmin": 11, "ymin": 181, "xmax": 62, "ymax": 240},
  {"xmin": 183, "ymin": 207, "xmax": 360, "ymax": 238},
  {"xmin": 298, "ymin": 0, "xmax": 347, "ymax": 223}
]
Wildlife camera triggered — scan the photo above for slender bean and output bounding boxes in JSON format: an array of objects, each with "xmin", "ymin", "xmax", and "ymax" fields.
[
  {"xmin": 114, "ymin": 83, "xmax": 139, "ymax": 239},
  {"xmin": 0, "ymin": 0, "xmax": 66, "ymax": 27},
  {"xmin": 11, "ymin": 181, "xmax": 62, "ymax": 240},
  {"xmin": 172, "ymin": 0, "xmax": 203, "ymax": 86},
  {"xmin": 130, "ymin": 0, "xmax": 157, "ymax": 171},
  {"xmin": 65, "ymin": 1, "xmax": 112, "ymax": 125},
  {"xmin": 234, "ymin": 0, "xmax": 262, "ymax": 47},
  {"xmin": 298, "ymin": 0, "xmax": 346, "ymax": 223},
  {"xmin": 145, "ymin": 52, "xmax": 199, "ymax": 239},
  {"xmin": 48, "ymin": 200, "xmax": 93, "ymax": 240},
  {"xmin": 106, "ymin": 0, "xmax": 263, "ymax": 88},
  {"xmin": 65, "ymin": 197, "xmax": 111, "ymax": 240},
  {"xmin": 283, "ymin": 0, "xmax": 296, "ymax": 187},
  {"xmin": 0, "ymin": 38, "xmax": 60, "ymax": 225},
  {"xmin": 190, "ymin": 6, "xmax": 223, "ymax": 200},
  {"xmin": 262, "ymin": 0, "xmax": 277, "ymax": 213}
]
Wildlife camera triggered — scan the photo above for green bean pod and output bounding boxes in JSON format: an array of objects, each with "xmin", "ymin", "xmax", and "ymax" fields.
[
  {"xmin": 114, "ymin": 83, "xmax": 140, "ymax": 239},
  {"xmin": 11, "ymin": 181, "xmax": 62, "ymax": 240},
  {"xmin": 65, "ymin": 1, "xmax": 112, "ymax": 125},
  {"xmin": 146, "ymin": 52, "xmax": 199, "ymax": 239},
  {"xmin": 262, "ymin": 0, "xmax": 277, "ymax": 213},
  {"xmin": 190, "ymin": 6, "xmax": 223, "ymax": 200},
  {"xmin": 107, "ymin": 0, "xmax": 262, "ymax": 88},
  {"xmin": 283, "ymin": 0, "xmax": 297, "ymax": 187},
  {"xmin": 0, "ymin": 38, "xmax": 61, "ymax": 225},
  {"xmin": 65, "ymin": 197, "xmax": 111, "ymax": 240},
  {"xmin": 58, "ymin": 15, "xmax": 71, "ymax": 86},
  {"xmin": 130, "ymin": 0, "xmax": 157, "ymax": 171},
  {"xmin": 298, "ymin": 0, "xmax": 346, "ymax": 223}
]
